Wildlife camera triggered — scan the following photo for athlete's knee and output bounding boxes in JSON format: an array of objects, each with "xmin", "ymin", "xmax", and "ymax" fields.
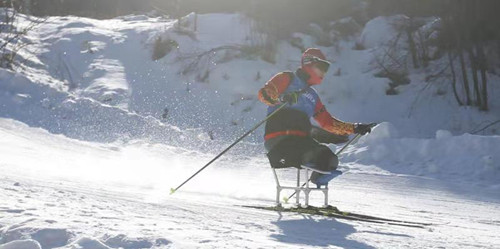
[{"xmin": 328, "ymin": 154, "xmax": 339, "ymax": 171}]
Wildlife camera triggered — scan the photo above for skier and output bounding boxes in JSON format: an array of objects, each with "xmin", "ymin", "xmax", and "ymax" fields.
[{"xmin": 258, "ymin": 48, "xmax": 374, "ymax": 185}]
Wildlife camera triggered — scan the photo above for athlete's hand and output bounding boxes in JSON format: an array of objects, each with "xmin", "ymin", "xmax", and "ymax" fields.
[
  {"xmin": 280, "ymin": 92, "xmax": 300, "ymax": 105},
  {"xmin": 354, "ymin": 123, "xmax": 377, "ymax": 135}
]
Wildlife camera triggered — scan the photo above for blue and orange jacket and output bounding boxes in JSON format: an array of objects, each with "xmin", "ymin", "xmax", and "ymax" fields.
[{"xmin": 258, "ymin": 69, "xmax": 355, "ymax": 141}]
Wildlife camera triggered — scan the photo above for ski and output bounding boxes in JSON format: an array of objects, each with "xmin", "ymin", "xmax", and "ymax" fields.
[
  {"xmin": 241, "ymin": 205, "xmax": 433, "ymax": 229},
  {"xmin": 307, "ymin": 205, "xmax": 433, "ymax": 226}
]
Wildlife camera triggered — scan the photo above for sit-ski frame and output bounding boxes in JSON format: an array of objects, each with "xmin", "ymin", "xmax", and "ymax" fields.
[
  {"xmin": 269, "ymin": 133, "xmax": 365, "ymax": 208},
  {"xmin": 271, "ymin": 167, "xmax": 328, "ymax": 208}
]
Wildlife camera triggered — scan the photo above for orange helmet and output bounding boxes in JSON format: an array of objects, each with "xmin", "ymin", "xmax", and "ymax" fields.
[{"xmin": 301, "ymin": 48, "xmax": 330, "ymax": 85}]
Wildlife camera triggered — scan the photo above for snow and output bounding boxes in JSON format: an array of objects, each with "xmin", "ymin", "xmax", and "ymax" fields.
[
  {"xmin": 58, "ymin": 237, "xmax": 111, "ymax": 249},
  {"xmin": 358, "ymin": 15, "xmax": 408, "ymax": 49},
  {"xmin": 30, "ymin": 229, "xmax": 71, "ymax": 249},
  {"xmin": 1, "ymin": 10, "xmax": 500, "ymax": 248},
  {"xmin": 0, "ymin": 240, "xmax": 41, "ymax": 249},
  {"xmin": 1, "ymin": 118, "xmax": 499, "ymax": 248},
  {"xmin": 435, "ymin": 129, "xmax": 452, "ymax": 139},
  {"xmin": 345, "ymin": 123, "xmax": 500, "ymax": 183}
]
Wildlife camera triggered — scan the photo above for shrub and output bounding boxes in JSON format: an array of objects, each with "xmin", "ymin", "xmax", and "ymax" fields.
[{"xmin": 152, "ymin": 37, "xmax": 178, "ymax": 61}]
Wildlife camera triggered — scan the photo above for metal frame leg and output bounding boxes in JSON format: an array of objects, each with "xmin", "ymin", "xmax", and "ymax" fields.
[
  {"xmin": 295, "ymin": 168, "xmax": 301, "ymax": 207},
  {"xmin": 272, "ymin": 168, "xmax": 282, "ymax": 207},
  {"xmin": 304, "ymin": 169, "xmax": 310, "ymax": 207},
  {"xmin": 323, "ymin": 186, "xmax": 329, "ymax": 208}
]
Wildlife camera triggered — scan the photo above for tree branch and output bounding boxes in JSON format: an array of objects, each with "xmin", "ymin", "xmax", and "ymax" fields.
[{"xmin": 471, "ymin": 120, "xmax": 500, "ymax": 134}]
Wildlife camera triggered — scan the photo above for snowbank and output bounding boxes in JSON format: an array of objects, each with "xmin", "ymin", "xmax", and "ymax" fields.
[
  {"xmin": 0, "ymin": 233, "xmax": 170, "ymax": 249},
  {"xmin": 0, "ymin": 240, "xmax": 41, "ymax": 249},
  {"xmin": 344, "ymin": 123, "xmax": 500, "ymax": 183},
  {"xmin": 358, "ymin": 15, "xmax": 408, "ymax": 49},
  {"xmin": 0, "ymin": 226, "xmax": 70, "ymax": 249}
]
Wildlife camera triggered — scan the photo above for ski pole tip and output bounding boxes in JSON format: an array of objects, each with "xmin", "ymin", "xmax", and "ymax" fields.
[
  {"xmin": 170, "ymin": 188, "xmax": 176, "ymax": 195},
  {"xmin": 282, "ymin": 197, "xmax": 289, "ymax": 203}
]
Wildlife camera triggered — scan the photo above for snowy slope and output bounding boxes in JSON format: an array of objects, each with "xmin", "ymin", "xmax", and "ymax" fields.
[
  {"xmin": 1, "ymin": 12, "xmax": 273, "ymax": 145},
  {"xmin": 2, "ymin": 11, "xmax": 499, "ymax": 146},
  {"xmin": 1, "ymin": 118, "xmax": 500, "ymax": 248}
]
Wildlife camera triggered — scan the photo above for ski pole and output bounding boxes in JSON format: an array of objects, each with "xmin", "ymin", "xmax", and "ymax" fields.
[
  {"xmin": 334, "ymin": 133, "xmax": 363, "ymax": 156},
  {"xmin": 170, "ymin": 102, "xmax": 289, "ymax": 195},
  {"xmin": 284, "ymin": 133, "xmax": 363, "ymax": 202}
]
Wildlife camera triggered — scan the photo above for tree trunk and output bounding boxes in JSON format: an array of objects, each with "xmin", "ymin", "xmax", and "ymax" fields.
[
  {"xmin": 477, "ymin": 43, "xmax": 489, "ymax": 111},
  {"xmin": 454, "ymin": 1, "xmax": 472, "ymax": 106},
  {"xmin": 498, "ymin": 41, "xmax": 500, "ymax": 70},
  {"xmin": 418, "ymin": 30, "xmax": 429, "ymax": 68},
  {"xmin": 407, "ymin": 18, "xmax": 419, "ymax": 69},
  {"xmin": 458, "ymin": 48, "xmax": 472, "ymax": 105},
  {"xmin": 467, "ymin": 46, "xmax": 481, "ymax": 106},
  {"xmin": 23, "ymin": 0, "xmax": 32, "ymax": 15},
  {"xmin": 448, "ymin": 51, "xmax": 463, "ymax": 106},
  {"xmin": 479, "ymin": 65, "xmax": 488, "ymax": 111}
]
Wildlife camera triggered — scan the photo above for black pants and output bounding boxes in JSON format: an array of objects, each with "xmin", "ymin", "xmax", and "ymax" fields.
[{"xmin": 265, "ymin": 136, "xmax": 338, "ymax": 172}]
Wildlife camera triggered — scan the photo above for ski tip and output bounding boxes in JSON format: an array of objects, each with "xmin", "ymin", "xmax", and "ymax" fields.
[{"xmin": 169, "ymin": 188, "xmax": 176, "ymax": 195}]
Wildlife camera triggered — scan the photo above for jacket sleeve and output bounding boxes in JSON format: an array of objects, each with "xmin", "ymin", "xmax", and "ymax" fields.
[
  {"xmin": 258, "ymin": 72, "xmax": 292, "ymax": 106},
  {"xmin": 313, "ymin": 98, "xmax": 355, "ymax": 135}
]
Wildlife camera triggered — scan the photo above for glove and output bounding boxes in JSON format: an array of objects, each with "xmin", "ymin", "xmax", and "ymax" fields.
[
  {"xmin": 280, "ymin": 91, "xmax": 300, "ymax": 105},
  {"xmin": 354, "ymin": 123, "xmax": 376, "ymax": 135},
  {"xmin": 258, "ymin": 88, "xmax": 280, "ymax": 106}
]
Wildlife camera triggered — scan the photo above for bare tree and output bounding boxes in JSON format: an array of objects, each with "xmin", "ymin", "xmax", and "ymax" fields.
[{"xmin": 0, "ymin": 4, "xmax": 46, "ymax": 69}]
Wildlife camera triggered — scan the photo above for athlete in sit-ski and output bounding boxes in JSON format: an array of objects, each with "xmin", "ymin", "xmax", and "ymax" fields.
[{"xmin": 258, "ymin": 48, "xmax": 374, "ymax": 185}]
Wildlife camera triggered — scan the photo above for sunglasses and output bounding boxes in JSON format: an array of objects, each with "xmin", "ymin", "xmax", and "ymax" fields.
[
  {"xmin": 303, "ymin": 56, "xmax": 330, "ymax": 73},
  {"xmin": 314, "ymin": 60, "xmax": 330, "ymax": 73}
]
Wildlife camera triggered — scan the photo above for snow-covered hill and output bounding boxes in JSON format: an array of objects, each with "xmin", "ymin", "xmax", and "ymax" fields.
[
  {"xmin": 1, "ymin": 10, "xmax": 500, "ymax": 248},
  {"xmin": 2, "ymin": 11, "xmax": 500, "ymax": 144}
]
